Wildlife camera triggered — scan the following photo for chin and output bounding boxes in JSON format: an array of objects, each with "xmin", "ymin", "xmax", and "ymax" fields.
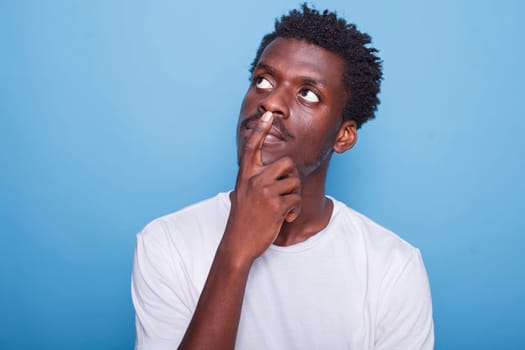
[
  {"xmin": 260, "ymin": 151, "xmax": 280, "ymax": 166},
  {"xmin": 260, "ymin": 141, "xmax": 289, "ymax": 163}
]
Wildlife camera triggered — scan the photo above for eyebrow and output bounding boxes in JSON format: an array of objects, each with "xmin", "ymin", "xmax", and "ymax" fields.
[
  {"xmin": 300, "ymin": 77, "xmax": 326, "ymax": 88},
  {"xmin": 255, "ymin": 62, "xmax": 328, "ymax": 88},
  {"xmin": 255, "ymin": 63, "xmax": 276, "ymax": 75}
]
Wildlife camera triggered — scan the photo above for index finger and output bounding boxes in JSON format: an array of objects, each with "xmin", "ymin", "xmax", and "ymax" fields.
[{"xmin": 242, "ymin": 111, "xmax": 273, "ymax": 166}]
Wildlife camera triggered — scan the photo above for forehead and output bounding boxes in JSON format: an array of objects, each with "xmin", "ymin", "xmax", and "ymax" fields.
[{"xmin": 255, "ymin": 37, "xmax": 346, "ymax": 89}]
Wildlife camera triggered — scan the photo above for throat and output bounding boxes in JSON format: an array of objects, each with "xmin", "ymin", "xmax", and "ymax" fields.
[{"xmin": 273, "ymin": 197, "xmax": 333, "ymax": 247}]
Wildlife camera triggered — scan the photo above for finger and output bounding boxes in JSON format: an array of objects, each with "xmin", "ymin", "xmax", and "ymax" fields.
[
  {"xmin": 285, "ymin": 208, "xmax": 300, "ymax": 223},
  {"xmin": 242, "ymin": 111, "xmax": 273, "ymax": 167},
  {"xmin": 281, "ymin": 194, "xmax": 302, "ymax": 223},
  {"xmin": 271, "ymin": 176, "xmax": 301, "ymax": 196},
  {"xmin": 263, "ymin": 156, "xmax": 298, "ymax": 182},
  {"xmin": 283, "ymin": 178, "xmax": 301, "ymax": 223}
]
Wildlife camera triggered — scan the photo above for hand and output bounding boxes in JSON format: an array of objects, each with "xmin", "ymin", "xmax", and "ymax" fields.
[{"xmin": 224, "ymin": 111, "xmax": 302, "ymax": 263}]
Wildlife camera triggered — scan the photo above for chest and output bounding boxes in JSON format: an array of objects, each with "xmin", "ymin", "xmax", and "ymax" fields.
[{"xmin": 235, "ymin": 247, "xmax": 374, "ymax": 350}]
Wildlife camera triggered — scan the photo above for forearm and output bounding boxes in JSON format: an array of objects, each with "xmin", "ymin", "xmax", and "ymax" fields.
[
  {"xmin": 178, "ymin": 112, "xmax": 301, "ymax": 349},
  {"xmin": 178, "ymin": 241, "xmax": 252, "ymax": 350}
]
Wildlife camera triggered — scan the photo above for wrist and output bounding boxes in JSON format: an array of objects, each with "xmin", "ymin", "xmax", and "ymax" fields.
[{"xmin": 215, "ymin": 240, "xmax": 255, "ymax": 274}]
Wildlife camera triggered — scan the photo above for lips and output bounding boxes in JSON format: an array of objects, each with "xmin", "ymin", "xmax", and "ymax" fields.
[
  {"xmin": 267, "ymin": 125, "xmax": 285, "ymax": 140},
  {"xmin": 242, "ymin": 115, "xmax": 292, "ymax": 143},
  {"xmin": 242, "ymin": 123, "xmax": 285, "ymax": 146}
]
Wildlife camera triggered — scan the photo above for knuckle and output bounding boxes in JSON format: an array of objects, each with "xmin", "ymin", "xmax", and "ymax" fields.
[
  {"xmin": 244, "ymin": 140, "xmax": 257, "ymax": 152},
  {"xmin": 285, "ymin": 177, "xmax": 300, "ymax": 192},
  {"xmin": 247, "ymin": 176, "xmax": 259, "ymax": 188},
  {"xmin": 275, "ymin": 156, "xmax": 293, "ymax": 168},
  {"xmin": 261, "ymin": 183, "xmax": 271, "ymax": 196},
  {"xmin": 281, "ymin": 156, "xmax": 295, "ymax": 167}
]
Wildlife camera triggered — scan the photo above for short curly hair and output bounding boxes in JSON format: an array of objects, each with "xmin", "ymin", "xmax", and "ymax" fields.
[{"xmin": 250, "ymin": 3, "xmax": 383, "ymax": 129}]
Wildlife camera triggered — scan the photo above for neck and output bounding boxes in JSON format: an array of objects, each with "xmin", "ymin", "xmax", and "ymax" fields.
[{"xmin": 273, "ymin": 161, "xmax": 333, "ymax": 247}]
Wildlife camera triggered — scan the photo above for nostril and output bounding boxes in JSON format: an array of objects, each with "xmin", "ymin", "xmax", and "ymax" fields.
[{"xmin": 273, "ymin": 112, "xmax": 287, "ymax": 119}]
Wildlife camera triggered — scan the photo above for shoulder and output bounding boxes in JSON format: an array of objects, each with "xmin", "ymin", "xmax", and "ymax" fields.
[
  {"xmin": 330, "ymin": 197, "xmax": 420, "ymax": 270},
  {"xmin": 138, "ymin": 192, "xmax": 231, "ymax": 251},
  {"xmin": 330, "ymin": 198, "xmax": 433, "ymax": 347}
]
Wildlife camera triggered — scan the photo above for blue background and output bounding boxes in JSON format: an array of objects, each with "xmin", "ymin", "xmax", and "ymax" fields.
[{"xmin": 1, "ymin": 0, "xmax": 524, "ymax": 349}]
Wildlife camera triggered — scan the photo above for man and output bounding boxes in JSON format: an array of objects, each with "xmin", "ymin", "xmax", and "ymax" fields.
[{"xmin": 132, "ymin": 4, "xmax": 434, "ymax": 349}]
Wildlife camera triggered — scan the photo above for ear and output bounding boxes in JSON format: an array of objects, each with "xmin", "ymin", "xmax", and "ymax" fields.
[{"xmin": 333, "ymin": 119, "xmax": 357, "ymax": 154}]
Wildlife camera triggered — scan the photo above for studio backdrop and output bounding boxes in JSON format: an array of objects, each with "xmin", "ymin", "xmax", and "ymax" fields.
[{"xmin": 1, "ymin": 0, "xmax": 524, "ymax": 349}]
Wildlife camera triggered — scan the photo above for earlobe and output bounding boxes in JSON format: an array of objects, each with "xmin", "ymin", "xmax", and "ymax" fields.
[{"xmin": 333, "ymin": 120, "xmax": 357, "ymax": 154}]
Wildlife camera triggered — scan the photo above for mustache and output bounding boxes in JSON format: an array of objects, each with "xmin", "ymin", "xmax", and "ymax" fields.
[{"xmin": 240, "ymin": 112, "xmax": 293, "ymax": 140}]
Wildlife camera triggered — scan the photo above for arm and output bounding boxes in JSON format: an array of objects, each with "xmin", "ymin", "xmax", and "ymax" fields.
[
  {"xmin": 178, "ymin": 111, "xmax": 301, "ymax": 349},
  {"xmin": 375, "ymin": 250, "xmax": 434, "ymax": 350}
]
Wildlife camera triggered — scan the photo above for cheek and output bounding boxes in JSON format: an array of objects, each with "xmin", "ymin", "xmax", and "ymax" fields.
[
  {"xmin": 239, "ymin": 97, "xmax": 249, "ymax": 115},
  {"xmin": 301, "ymin": 108, "xmax": 340, "ymax": 137},
  {"xmin": 237, "ymin": 93, "xmax": 254, "ymax": 135},
  {"xmin": 239, "ymin": 88, "xmax": 257, "ymax": 113},
  {"xmin": 302, "ymin": 116, "xmax": 341, "ymax": 150}
]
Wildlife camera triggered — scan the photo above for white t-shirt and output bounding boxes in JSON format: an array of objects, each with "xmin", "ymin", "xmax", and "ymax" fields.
[{"xmin": 132, "ymin": 192, "xmax": 434, "ymax": 349}]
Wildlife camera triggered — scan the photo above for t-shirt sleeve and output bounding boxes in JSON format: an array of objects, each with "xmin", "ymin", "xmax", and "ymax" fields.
[
  {"xmin": 131, "ymin": 220, "xmax": 194, "ymax": 350},
  {"xmin": 375, "ymin": 249, "xmax": 434, "ymax": 350}
]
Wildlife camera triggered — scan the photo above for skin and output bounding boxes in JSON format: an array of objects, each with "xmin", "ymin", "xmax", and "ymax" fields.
[{"xmin": 179, "ymin": 38, "xmax": 358, "ymax": 349}]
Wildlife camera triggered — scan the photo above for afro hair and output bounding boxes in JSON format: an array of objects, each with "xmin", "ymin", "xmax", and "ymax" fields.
[{"xmin": 250, "ymin": 3, "xmax": 383, "ymax": 128}]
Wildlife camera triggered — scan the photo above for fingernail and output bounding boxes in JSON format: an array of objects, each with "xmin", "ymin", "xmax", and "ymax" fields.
[{"xmin": 261, "ymin": 111, "xmax": 272, "ymax": 122}]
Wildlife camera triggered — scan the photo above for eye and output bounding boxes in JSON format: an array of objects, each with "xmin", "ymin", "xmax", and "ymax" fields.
[
  {"xmin": 255, "ymin": 76, "xmax": 273, "ymax": 90},
  {"xmin": 299, "ymin": 88, "xmax": 320, "ymax": 103}
]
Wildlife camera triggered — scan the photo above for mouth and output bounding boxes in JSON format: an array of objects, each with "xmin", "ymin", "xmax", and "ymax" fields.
[
  {"xmin": 240, "ymin": 112, "xmax": 293, "ymax": 142},
  {"xmin": 265, "ymin": 125, "xmax": 285, "ymax": 141}
]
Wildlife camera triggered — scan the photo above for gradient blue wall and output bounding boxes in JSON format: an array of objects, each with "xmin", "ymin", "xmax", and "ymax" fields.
[{"xmin": 1, "ymin": 1, "xmax": 523, "ymax": 349}]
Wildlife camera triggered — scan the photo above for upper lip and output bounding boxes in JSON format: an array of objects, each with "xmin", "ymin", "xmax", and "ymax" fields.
[
  {"xmin": 267, "ymin": 125, "xmax": 285, "ymax": 140},
  {"xmin": 245, "ymin": 120, "xmax": 290, "ymax": 141}
]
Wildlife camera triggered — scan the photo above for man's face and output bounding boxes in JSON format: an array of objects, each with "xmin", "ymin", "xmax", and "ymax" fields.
[{"xmin": 237, "ymin": 37, "xmax": 350, "ymax": 178}]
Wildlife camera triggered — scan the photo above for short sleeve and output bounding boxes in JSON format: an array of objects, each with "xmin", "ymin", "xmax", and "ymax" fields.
[
  {"xmin": 131, "ymin": 220, "xmax": 194, "ymax": 350},
  {"xmin": 375, "ymin": 249, "xmax": 434, "ymax": 350}
]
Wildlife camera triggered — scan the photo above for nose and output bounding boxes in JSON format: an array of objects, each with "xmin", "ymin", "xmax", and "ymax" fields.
[{"xmin": 258, "ymin": 86, "xmax": 290, "ymax": 118}]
